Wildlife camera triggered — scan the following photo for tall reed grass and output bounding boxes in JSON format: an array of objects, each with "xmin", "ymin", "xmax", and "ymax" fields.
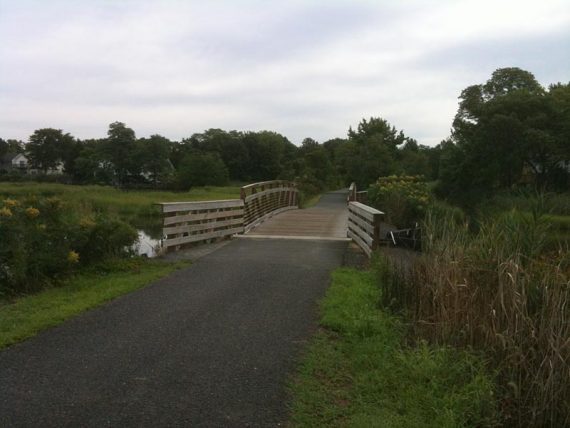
[{"xmin": 377, "ymin": 207, "xmax": 570, "ymax": 426}]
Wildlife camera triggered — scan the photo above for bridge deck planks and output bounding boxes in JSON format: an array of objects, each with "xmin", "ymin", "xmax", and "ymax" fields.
[{"xmin": 245, "ymin": 192, "xmax": 348, "ymax": 239}]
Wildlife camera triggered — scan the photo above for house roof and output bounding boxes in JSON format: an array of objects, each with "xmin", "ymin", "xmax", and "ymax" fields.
[{"xmin": 12, "ymin": 153, "xmax": 27, "ymax": 161}]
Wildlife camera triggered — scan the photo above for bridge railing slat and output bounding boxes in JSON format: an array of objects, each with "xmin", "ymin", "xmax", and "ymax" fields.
[
  {"xmin": 159, "ymin": 199, "xmax": 245, "ymax": 250},
  {"xmin": 241, "ymin": 180, "xmax": 298, "ymax": 232}
]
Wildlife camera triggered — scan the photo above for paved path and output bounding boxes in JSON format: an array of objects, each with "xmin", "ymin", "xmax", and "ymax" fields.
[{"xmin": 0, "ymin": 192, "xmax": 349, "ymax": 427}]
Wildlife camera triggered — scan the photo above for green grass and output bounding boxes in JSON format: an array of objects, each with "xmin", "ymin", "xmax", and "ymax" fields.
[
  {"xmin": 0, "ymin": 182, "xmax": 240, "ymax": 236},
  {"xmin": 0, "ymin": 258, "xmax": 191, "ymax": 350},
  {"xmin": 289, "ymin": 268, "xmax": 497, "ymax": 427},
  {"xmin": 300, "ymin": 193, "xmax": 322, "ymax": 209},
  {"xmin": 0, "ymin": 182, "xmax": 240, "ymax": 212}
]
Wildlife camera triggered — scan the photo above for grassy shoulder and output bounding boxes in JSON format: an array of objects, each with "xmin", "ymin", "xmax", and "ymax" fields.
[
  {"xmin": 0, "ymin": 258, "xmax": 191, "ymax": 350},
  {"xmin": 289, "ymin": 268, "xmax": 497, "ymax": 427}
]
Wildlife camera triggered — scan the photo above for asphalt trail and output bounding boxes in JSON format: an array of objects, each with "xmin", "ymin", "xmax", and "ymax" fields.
[{"xmin": 0, "ymin": 193, "xmax": 349, "ymax": 427}]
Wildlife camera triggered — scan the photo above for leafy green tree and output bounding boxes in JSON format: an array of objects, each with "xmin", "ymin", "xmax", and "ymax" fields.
[
  {"xmin": 136, "ymin": 135, "xmax": 173, "ymax": 186},
  {"xmin": 0, "ymin": 139, "xmax": 24, "ymax": 158},
  {"xmin": 242, "ymin": 131, "xmax": 295, "ymax": 181},
  {"xmin": 439, "ymin": 68, "xmax": 568, "ymax": 202},
  {"xmin": 27, "ymin": 128, "xmax": 74, "ymax": 173},
  {"xmin": 104, "ymin": 122, "xmax": 137, "ymax": 186},
  {"xmin": 397, "ymin": 140, "xmax": 431, "ymax": 178},
  {"xmin": 297, "ymin": 138, "xmax": 338, "ymax": 188},
  {"xmin": 176, "ymin": 151, "xmax": 229, "ymax": 188},
  {"xmin": 341, "ymin": 117, "xmax": 408, "ymax": 188},
  {"xmin": 185, "ymin": 129, "xmax": 249, "ymax": 181}
]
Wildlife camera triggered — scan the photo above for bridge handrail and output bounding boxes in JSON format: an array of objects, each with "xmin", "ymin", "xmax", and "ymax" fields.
[
  {"xmin": 347, "ymin": 201, "xmax": 384, "ymax": 257},
  {"xmin": 240, "ymin": 180, "xmax": 298, "ymax": 232},
  {"xmin": 347, "ymin": 182, "xmax": 356, "ymax": 203},
  {"xmin": 347, "ymin": 182, "xmax": 368, "ymax": 204}
]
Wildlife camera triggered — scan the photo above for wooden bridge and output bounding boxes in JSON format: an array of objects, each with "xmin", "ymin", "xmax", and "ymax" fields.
[{"xmin": 159, "ymin": 180, "xmax": 384, "ymax": 257}]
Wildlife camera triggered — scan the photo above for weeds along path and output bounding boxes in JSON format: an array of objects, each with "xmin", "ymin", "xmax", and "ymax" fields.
[{"xmin": 0, "ymin": 193, "xmax": 349, "ymax": 427}]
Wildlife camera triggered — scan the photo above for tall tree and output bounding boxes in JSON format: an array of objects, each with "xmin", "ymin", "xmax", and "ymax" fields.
[
  {"xmin": 0, "ymin": 139, "xmax": 24, "ymax": 158},
  {"xmin": 439, "ymin": 68, "xmax": 568, "ymax": 201},
  {"xmin": 27, "ymin": 128, "xmax": 74, "ymax": 173},
  {"xmin": 104, "ymin": 122, "xmax": 137, "ymax": 186},
  {"xmin": 136, "ymin": 134, "xmax": 173, "ymax": 186},
  {"xmin": 342, "ymin": 117, "xmax": 407, "ymax": 188}
]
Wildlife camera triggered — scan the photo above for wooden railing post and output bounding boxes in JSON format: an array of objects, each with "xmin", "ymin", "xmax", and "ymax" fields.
[
  {"xmin": 348, "ymin": 182, "xmax": 356, "ymax": 203},
  {"xmin": 347, "ymin": 201, "xmax": 384, "ymax": 258},
  {"xmin": 372, "ymin": 211, "xmax": 382, "ymax": 250}
]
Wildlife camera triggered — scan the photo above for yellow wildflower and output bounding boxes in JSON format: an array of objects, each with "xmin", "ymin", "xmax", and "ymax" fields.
[
  {"xmin": 0, "ymin": 207, "xmax": 13, "ymax": 217},
  {"xmin": 25, "ymin": 207, "xmax": 40, "ymax": 219},
  {"xmin": 3, "ymin": 198, "xmax": 19, "ymax": 208},
  {"xmin": 67, "ymin": 251, "xmax": 80, "ymax": 264}
]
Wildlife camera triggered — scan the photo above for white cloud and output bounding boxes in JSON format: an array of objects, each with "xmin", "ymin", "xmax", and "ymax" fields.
[{"xmin": 0, "ymin": 0, "xmax": 568, "ymax": 145}]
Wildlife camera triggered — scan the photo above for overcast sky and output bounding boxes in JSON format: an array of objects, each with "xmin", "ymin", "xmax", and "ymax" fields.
[{"xmin": 1, "ymin": 0, "xmax": 569, "ymax": 146}]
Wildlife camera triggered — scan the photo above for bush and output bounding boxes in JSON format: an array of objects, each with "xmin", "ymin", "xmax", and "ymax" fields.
[
  {"xmin": 0, "ymin": 197, "xmax": 137, "ymax": 296},
  {"xmin": 73, "ymin": 215, "xmax": 138, "ymax": 264},
  {"xmin": 368, "ymin": 175, "xmax": 430, "ymax": 227}
]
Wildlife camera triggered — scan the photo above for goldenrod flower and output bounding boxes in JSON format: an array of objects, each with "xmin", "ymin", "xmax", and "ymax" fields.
[
  {"xmin": 0, "ymin": 207, "xmax": 13, "ymax": 217},
  {"xmin": 67, "ymin": 251, "xmax": 80, "ymax": 263},
  {"xmin": 3, "ymin": 198, "xmax": 19, "ymax": 208},
  {"xmin": 25, "ymin": 207, "xmax": 40, "ymax": 219}
]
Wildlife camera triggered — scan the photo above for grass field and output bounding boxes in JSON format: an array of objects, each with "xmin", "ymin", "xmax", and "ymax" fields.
[
  {"xmin": 0, "ymin": 183, "xmax": 241, "ymax": 236},
  {"xmin": 289, "ymin": 268, "xmax": 497, "ymax": 427},
  {"xmin": 0, "ymin": 258, "xmax": 191, "ymax": 350}
]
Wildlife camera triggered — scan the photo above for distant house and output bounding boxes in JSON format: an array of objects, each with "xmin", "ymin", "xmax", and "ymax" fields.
[
  {"xmin": 12, "ymin": 153, "xmax": 29, "ymax": 170},
  {"xmin": 0, "ymin": 153, "xmax": 29, "ymax": 173},
  {"xmin": 0, "ymin": 153, "xmax": 63, "ymax": 175}
]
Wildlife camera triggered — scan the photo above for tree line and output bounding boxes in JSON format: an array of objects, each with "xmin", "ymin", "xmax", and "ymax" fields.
[
  {"xmin": 1, "ymin": 67, "xmax": 567, "ymax": 201},
  {"xmin": 0, "ymin": 119, "xmax": 438, "ymax": 193}
]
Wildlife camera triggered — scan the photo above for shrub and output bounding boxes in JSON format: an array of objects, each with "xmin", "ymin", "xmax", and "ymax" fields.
[
  {"xmin": 73, "ymin": 215, "xmax": 138, "ymax": 264},
  {"xmin": 1, "ymin": 197, "xmax": 74, "ymax": 295},
  {"xmin": 0, "ymin": 197, "xmax": 137, "ymax": 296},
  {"xmin": 368, "ymin": 175, "xmax": 430, "ymax": 227}
]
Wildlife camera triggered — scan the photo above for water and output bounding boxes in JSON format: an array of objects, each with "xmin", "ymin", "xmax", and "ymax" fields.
[{"xmin": 133, "ymin": 230, "xmax": 163, "ymax": 258}]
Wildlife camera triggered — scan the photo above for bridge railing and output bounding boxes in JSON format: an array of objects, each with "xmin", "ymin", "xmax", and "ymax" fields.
[
  {"xmin": 240, "ymin": 180, "xmax": 298, "ymax": 232},
  {"xmin": 158, "ymin": 180, "xmax": 299, "ymax": 251},
  {"xmin": 159, "ymin": 199, "xmax": 244, "ymax": 250},
  {"xmin": 347, "ymin": 201, "xmax": 384, "ymax": 257},
  {"xmin": 347, "ymin": 182, "xmax": 368, "ymax": 204}
]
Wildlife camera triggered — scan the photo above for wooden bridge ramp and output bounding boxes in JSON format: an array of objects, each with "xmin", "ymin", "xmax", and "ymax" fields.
[{"xmin": 243, "ymin": 190, "xmax": 349, "ymax": 241}]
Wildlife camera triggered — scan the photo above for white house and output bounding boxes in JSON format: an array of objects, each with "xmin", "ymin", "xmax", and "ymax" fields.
[
  {"xmin": 11, "ymin": 153, "xmax": 29, "ymax": 170},
  {"xmin": 0, "ymin": 153, "xmax": 63, "ymax": 175}
]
